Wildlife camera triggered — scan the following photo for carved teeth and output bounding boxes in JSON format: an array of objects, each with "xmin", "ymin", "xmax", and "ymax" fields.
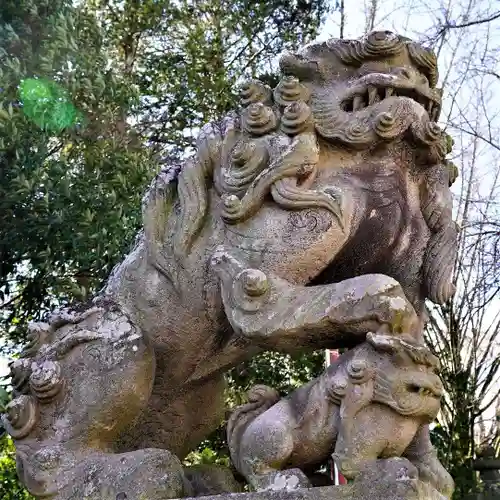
[
  {"xmin": 368, "ymin": 86, "xmax": 379, "ymax": 105},
  {"xmin": 342, "ymin": 85, "xmax": 436, "ymax": 118},
  {"xmin": 353, "ymin": 95, "xmax": 364, "ymax": 111}
]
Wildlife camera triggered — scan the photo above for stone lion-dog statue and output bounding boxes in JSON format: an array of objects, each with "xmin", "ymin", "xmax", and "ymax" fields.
[
  {"xmin": 4, "ymin": 30, "xmax": 458, "ymax": 499},
  {"xmin": 228, "ymin": 332, "xmax": 453, "ymax": 497}
]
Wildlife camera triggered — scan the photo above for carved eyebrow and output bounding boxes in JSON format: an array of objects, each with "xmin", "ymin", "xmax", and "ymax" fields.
[
  {"xmin": 39, "ymin": 330, "xmax": 102, "ymax": 360},
  {"xmin": 397, "ymin": 340, "xmax": 440, "ymax": 369},
  {"xmin": 326, "ymin": 37, "xmax": 438, "ymax": 88}
]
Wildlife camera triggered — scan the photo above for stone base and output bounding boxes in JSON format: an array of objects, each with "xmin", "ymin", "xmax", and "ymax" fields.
[{"xmin": 175, "ymin": 481, "xmax": 446, "ymax": 500}]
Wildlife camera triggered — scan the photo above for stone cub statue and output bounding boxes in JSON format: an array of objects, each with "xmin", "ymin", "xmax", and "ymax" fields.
[{"xmin": 227, "ymin": 333, "xmax": 454, "ymax": 497}]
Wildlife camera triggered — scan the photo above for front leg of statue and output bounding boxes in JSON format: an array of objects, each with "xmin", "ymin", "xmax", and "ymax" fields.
[
  {"xmin": 211, "ymin": 246, "xmax": 419, "ymax": 352},
  {"xmin": 404, "ymin": 425, "xmax": 455, "ymax": 498}
]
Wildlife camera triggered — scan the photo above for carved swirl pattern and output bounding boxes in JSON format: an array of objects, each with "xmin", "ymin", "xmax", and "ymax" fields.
[
  {"xmin": 407, "ymin": 42, "xmax": 439, "ymax": 87},
  {"xmin": 221, "ymin": 140, "xmax": 269, "ymax": 196},
  {"xmin": 21, "ymin": 322, "xmax": 52, "ymax": 358},
  {"xmin": 327, "ymin": 31, "xmax": 404, "ymax": 65},
  {"xmin": 29, "ymin": 361, "xmax": 64, "ymax": 403},
  {"xmin": 374, "ymin": 111, "xmax": 398, "ymax": 139},
  {"xmin": 364, "ymin": 31, "xmax": 405, "ymax": 57},
  {"xmin": 232, "ymin": 140, "xmax": 254, "ymax": 166},
  {"xmin": 2, "ymin": 395, "xmax": 38, "ymax": 439},
  {"xmin": 288, "ymin": 210, "xmax": 332, "ymax": 233},
  {"xmin": 220, "ymin": 132, "xmax": 318, "ymax": 224},
  {"xmin": 240, "ymin": 80, "xmax": 273, "ymax": 107},
  {"xmin": 241, "ymin": 103, "xmax": 278, "ymax": 136},
  {"xmin": 410, "ymin": 120, "xmax": 447, "ymax": 164},
  {"xmin": 272, "ymin": 176, "xmax": 343, "ymax": 231},
  {"xmin": 327, "ymin": 31, "xmax": 438, "ymax": 88},
  {"xmin": 274, "ymin": 76, "xmax": 310, "ymax": 107},
  {"xmin": 329, "ymin": 376, "xmax": 348, "ymax": 404},
  {"xmin": 281, "ymin": 101, "xmax": 312, "ymax": 135},
  {"xmin": 10, "ymin": 359, "xmax": 32, "ymax": 397},
  {"xmin": 221, "ymin": 194, "xmax": 242, "ymax": 221},
  {"xmin": 310, "ymin": 88, "xmax": 447, "ymax": 160},
  {"xmin": 344, "ymin": 120, "xmax": 374, "ymax": 147},
  {"xmin": 347, "ymin": 358, "xmax": 372, "ymax": 383},
  {"xmin": 411, "ymin": 120, "xmax": 442, "ymax": 145}
]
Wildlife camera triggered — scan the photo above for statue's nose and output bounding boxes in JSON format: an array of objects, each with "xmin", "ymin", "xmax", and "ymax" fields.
[
  {"xmin": 391, "ymin": 67, "xmax": 429, "ymax": 87},
  {"xmin": 432, "ymin": 376, "xmax": 444, "ymax": 398}
]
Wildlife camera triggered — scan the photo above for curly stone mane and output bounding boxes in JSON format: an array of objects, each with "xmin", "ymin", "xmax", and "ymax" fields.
[{"xmin": 420, "ymin": 161, "xmax": 458, "ymax": 303}]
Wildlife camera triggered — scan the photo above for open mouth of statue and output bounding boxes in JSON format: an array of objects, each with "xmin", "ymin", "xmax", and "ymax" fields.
[{"xmin": 340, "ymin": 84, "xmax": 440, "ymax": 121}]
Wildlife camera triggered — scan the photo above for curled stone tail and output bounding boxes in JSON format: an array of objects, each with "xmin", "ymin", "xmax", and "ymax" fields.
[{"xmin": 227, "ymin": 385, "xmax": 280, "ymax": 472}]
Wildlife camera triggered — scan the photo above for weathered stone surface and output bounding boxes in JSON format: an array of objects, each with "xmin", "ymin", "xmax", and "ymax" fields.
[
  {"xmin": 2, "ymin": 305, "xmax": 189, "ymax": 498},
  {"xmin": 247, "ymin": 469, "xmax": 312, "ymax": 492},
  {"xmin": 3, "ymin": 30, "xmax": 458, "ymax": 499},
  {"xmin": 175, "ymin": 479, "xmax": 447, "ymax": 500},
  {"xmin": 55, "ymin": 449, "xmax": 186, "ymax": 500},
  {"xmin": 105, "ymin": 29, "xmax": 456, "ymax": 458},
  {"xmin": 227, "ymin": 334, "xmax": 453, "ymax": 497},
  {"xmin": 184, "ymin": 464, "xmax": 243, "ymax": 497}
]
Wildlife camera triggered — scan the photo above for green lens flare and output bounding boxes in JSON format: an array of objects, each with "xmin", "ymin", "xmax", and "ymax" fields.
[{"xmin": 19, "ymin": 78, "xmax": 81, "ymax": 132}]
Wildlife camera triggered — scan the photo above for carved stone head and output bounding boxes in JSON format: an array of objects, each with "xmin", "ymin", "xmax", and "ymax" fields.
[
  {"xmin": 330, "ymin": 332, "xmax": 443, "ymax": 424},
  {"xmin": 160, "ymin": 32, "xmax": 456, "ymax": 311},
  {"xmin": 279, "ymin": 31, "xmax": 446, "ymax": 161}
]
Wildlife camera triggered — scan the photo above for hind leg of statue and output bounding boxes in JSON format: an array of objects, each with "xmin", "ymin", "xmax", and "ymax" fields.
[
  {"xmin": 211, "ymin": 246, "xmax": 419, "ymax": 353},
  {"xmin": 228, "ymin": 410, "xmax": 311, "ymax": 491}
]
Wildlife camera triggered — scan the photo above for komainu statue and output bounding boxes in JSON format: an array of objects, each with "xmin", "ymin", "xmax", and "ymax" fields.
[
  {"xmin": 227, "ymin": 333, "xmax": 453, "ymax": 496},
  {"xmin": 4, "ymin": 30, "xmax": 458, "ymax": 499}
]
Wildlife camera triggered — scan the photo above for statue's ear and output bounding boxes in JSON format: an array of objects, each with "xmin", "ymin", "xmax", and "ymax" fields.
[
  {"xmin": 339, "ymin": 377, "xmax": 374, "ymax": 423},
  {"xmin": 334, "ymin": 373, "xmax": 375, "ymax": 473},
  {"xmin": 339, "ymin": 354, "xmax": 375, "ymax": 422}
]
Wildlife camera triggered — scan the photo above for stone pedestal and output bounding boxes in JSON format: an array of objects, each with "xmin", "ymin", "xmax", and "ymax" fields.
[
  {"xmin": 472, "ymin": 453, "xmax": 500, "ymax": 499},
  {"xmin": 176, "ymin": 480, "xmax": 446, "ymax": 500}
]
